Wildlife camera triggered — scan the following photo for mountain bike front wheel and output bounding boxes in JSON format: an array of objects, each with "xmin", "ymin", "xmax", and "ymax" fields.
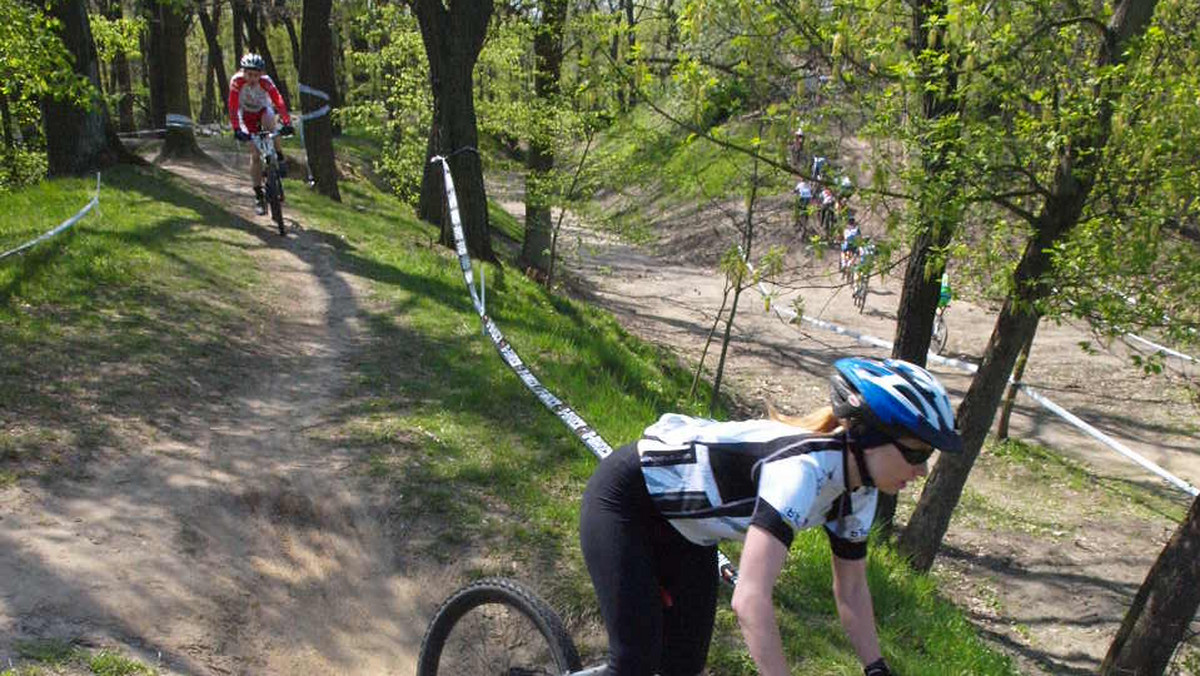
[
  {"xmin": 417, "ymin": 577, "xmax": 582, "ymax": 676},
  {"xmin": 266, "ymin": 169, "xmax": 285, "ymax": 235}
]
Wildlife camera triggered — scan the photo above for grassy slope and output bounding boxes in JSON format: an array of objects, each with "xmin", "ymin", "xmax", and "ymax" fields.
[{"xmin": 2, "ymin": 156, "xmax": 1016, "ymax": 674}]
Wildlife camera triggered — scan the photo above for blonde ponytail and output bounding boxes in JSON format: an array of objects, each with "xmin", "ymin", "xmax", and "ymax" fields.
[{"xmin": 767, "ymin": 404, "xmax": 840, "ymax": 433}]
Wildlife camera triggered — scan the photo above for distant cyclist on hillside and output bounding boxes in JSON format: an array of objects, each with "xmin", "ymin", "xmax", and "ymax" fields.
[
  {"xmin": 228, "ymin": 53, "xmax": 294, "ymax": 215},
  {"xmin": 840, "ymin": 213, "xmax": 861, "ymax": 271},
  {"xmin": 581, "ymin": 358, "xmax": 963, "ymax": 676}
]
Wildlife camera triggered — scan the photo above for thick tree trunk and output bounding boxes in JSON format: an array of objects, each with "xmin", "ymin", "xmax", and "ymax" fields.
[
  {"xmin": 1100, "ymin": 495, "xmax": 1200, "ymax": 675},
  {"xmin": 43, "ymin": 0, "xmax": 127, "ymax": 175},
  {"xmin": 518, "ymin": 0, "xmax": 567, "ymax": 275},
  {"xmin": 197, "ymin": 1, "xmax": 229, "ymax": 115},
  {"xmin": 156, "ymin": 0, "xmax": 204, "ymax": 160},
  {"xmin": 244, "ymin": 2, "xmax": 292, "ymax": 104},
  {"xmin": 300, "ymin": 0, "xmax": 340, "ymax": 200},
  {"xmin": 996, "ymin": 324, "xmax": 1037, "ymax": 440},
  {"xmin": 413, "ymin": 0, "xmax": 497, "ymax": 264},
  {"xmin": 900, "ymin": 0, "xmax": 1161, "ymax": 572},
  {"xmin": 875, "ymin": 0, "xmax": 962, "ymax": 534}
]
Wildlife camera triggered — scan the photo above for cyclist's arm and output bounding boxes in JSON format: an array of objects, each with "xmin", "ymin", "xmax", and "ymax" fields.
[
  {"xmin": 228, "ymin": 74, "xmax": 246, "ymax": 133},
  {"xmin": 831, "ymin": 554, "xmax": 884, "ymax": 667},
  {"xmin": 260, "ymin": 75, "xmax": 291, "ymax": 125},
  {"xmin": 731, "ymin": 525, "xmax": 790, "ymax": 676}
]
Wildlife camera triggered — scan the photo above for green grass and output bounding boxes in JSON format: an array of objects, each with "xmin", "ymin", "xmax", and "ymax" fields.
[
  {"xmin": 0, "ymin": 149, "xmax": 1017, "ymax": 674},
  {"xmin": 281, "ymin": 153, "xmax": 1016, "ymax": 673},
  {"xmin": 0, "ymin": 164, "xmax": 272, "ymax": 479},
  {"xmin": 0, "ymin": 640, "xmax": 155, "ymax": 676}
]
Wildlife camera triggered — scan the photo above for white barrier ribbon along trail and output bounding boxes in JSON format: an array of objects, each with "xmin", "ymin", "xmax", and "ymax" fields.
[
  {"xmin": 298, "ymin": 84, "xmax": 331, "ymax": 122},
  {"xmin": 743, "ymin": 259, "xmax": 1199, "ymax": 497},
  {"xmin": 0, "ymin": 174, "xmax": 100, "ymax": 262},
  {"xmin": 431, "ymin": 155, "xmax": 739, "ymax": 585}
]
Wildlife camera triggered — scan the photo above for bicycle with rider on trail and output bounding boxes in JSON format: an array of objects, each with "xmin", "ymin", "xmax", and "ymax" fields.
[
  {"xmin": 581, "ymin": 358, "xmax": 963, "ymax": 676},
  {"xmin": 228, "ymin": 53, "xmax": 294, "ymax": 215}
]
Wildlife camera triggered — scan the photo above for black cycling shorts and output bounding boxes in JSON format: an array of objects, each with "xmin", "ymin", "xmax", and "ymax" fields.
[{"xmin": 580, "ymin": 443, "xmax": 718, "ymax": 676}]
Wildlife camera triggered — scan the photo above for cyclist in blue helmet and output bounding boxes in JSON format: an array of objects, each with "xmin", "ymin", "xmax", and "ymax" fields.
[{"xmin": 580, "ymin": 357, "xmax": 960, "ymax": 676}]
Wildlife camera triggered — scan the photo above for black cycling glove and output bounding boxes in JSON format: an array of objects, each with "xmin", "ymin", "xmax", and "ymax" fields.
[
  {"xmin": 234, "ymin": 130, "xmax": 250, "ymax": 142},
  {"xmin": 279, "ymin": 124, "xmax": 295, "ymax": 136},
  {"xmin": 864, "ymin": 658, "xmax": 893, "ymax": 676}
]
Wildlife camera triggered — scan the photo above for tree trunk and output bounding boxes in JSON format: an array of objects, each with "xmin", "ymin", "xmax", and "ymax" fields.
[
  {"xmin": 900, "ymin": 0, "xmax": 1162, "ymax": 572},
  {"xmin": 996, "ymin": 324, "xmax": 1037, "ymax": 440},
  {"xmin": 0, "ymin": 92, "xmax": 16, "ymax": 180},
  {"xmin": 283, "ymin": 12, "xmax": 302, "ymax": 75},
  {"xmin": 144, "ymin": 3, "xmax": 167, "ymax": 128},
  {"xmin": 300, "ymin": 0, "xmax": 340, "ymax": 200},
  {"xmin": 328, "ymin": 13, "xmax": 344, "ymax": 135},
  {"xmin": 244, "ymin": 1, "xmax": 292, "ymax": 104},
  {"xmin": 413, "ymin": 0, "xmax": 497, "ymax": 264},
  {"xmin": 156, "ymin": 0, "xmax": 204, "ymax": 160},
  {"xmin": 1100, "ymin": 494, "xmax": 1200, "ymax": 675},
  {"xmin": 875, "ymin": 0, "xmax": 963, "ymax": 534},
  {"xmin": 113, "ymin": 50, "xmax": 135, "ymax": 132},
  {"xmin": 200, "ymin": 62, "xmax": 217, "ymax": 124},
  {"xmin": 712, "ymin": 142, "xmax": 762, "ymax": 415},
  {"xmin": 197, "ymin": 1, "xmax": 229, "ymax": 116},
  {"xmin": 42, "ymin": 0, "xmax": 127, "ymax": 176},
  {"xmin": 232, "ymin": 0, "xmax": 245, "ymax": 60},
  {"xmin": 518, "ymin": 0, "xmax": 567, "ymax": 275}
]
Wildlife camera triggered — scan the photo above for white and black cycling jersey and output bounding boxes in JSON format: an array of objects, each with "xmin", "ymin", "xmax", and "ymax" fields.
[{"xmin": 637, "ymin": 413, "xmax": 877, "ymax": 559}]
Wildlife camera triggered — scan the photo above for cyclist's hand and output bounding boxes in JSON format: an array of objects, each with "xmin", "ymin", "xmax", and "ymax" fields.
[
  {"xmin": 279, "ymin": 124, "xmax": 295, "ymax": 137},
  {"xmin": 234, "ymin": 130, "xmax": 251, "ymax": 142},
  {"xmin": 864, "ymin": 658, "xmax": 893, "ymax": 676}
]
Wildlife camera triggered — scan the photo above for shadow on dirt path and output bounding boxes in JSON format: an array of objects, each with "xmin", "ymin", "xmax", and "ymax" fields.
[{"xmin": 0, "ymin": 154, "xmax": 437, "ymax": 674}]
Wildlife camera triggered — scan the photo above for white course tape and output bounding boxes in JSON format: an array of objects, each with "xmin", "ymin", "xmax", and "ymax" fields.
[
  {"xmin": 742, "ymin": 256, "xmax": 1199, "ymax": 497},
  {"xmin": 165, "ymin": 114, "xmax": 193, "ymax": 128},
  {"xmin": 0, "ymin": 174, "xmax": 100, "ymax": 261},
  {"xmin": 431, "ymin": 155, "xmax": 739, "ymax": 585},
  {"xmin": 1122, "ymin": 332, "xmax": 1198, "ymax": 365},
  {"xmin": 298, "ymin": 84, "xmax": 332, "ymax": 121},
  {"xmin": 1017, "ymin": 384, "xmax": 1198, "ymax": 496},
  {"xmin": 298, "ymin": 84, "xmax": 330, "ymax": 100},
  {"xmin": 117, "ymin": 128, "xmax": 168, "ymax": 138},
  {"xmin": 300, "ymin": 106, "xmax": 330, "ymax": 122}
]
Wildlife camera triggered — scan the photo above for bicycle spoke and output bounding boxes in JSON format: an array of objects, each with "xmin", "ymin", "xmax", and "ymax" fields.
[{"xmin": 437, "ymin": 601, "xmax": 564, "ymax": 676}]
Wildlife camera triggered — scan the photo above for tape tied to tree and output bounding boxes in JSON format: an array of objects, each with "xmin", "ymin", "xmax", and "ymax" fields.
[
  {"xmin": 298, "ymin": 84, "xmax": 331, "ymax": 121},
  {"xmin": 165, "ymin": 114, "xmax": 193, "ymax": 128}
]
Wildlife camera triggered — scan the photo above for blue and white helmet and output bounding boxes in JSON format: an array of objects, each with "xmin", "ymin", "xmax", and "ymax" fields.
[
  {"xmin": 830, "ymin": 357, "xmax": 962, "ymax": 453},
  {"xmin": 239, "ymin": 53, "xmax": 266, "ymax": 71}
]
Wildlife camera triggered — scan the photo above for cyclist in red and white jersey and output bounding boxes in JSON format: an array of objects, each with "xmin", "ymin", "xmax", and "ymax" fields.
[{"xmin": 228, "ymin": 53, "xmax": 293, "ymax": 214}]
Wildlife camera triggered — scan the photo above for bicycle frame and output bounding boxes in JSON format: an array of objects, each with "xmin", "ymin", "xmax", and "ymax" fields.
[{"xmin": 250, "ymin": 130, "xmax": 281, "ymax": 171}]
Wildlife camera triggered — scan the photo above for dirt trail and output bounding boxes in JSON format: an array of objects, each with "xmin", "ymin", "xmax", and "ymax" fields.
[
  {"xmin": 492, "ymin": 176, "xmax": 1199, "ymax": 674},
  {"xmin": 0, "ymin": 151, "xmax": 430, "ymax": 674}
]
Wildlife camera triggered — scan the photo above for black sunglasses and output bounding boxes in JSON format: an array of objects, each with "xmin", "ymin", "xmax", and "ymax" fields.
[{"xmin": 893, "ymin": 437, "xmax": 935, "ymax": 465}]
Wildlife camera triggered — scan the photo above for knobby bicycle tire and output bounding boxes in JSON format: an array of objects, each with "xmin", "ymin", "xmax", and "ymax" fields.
[
  {"xmin": 266, "ymin": 170, "xmax": 285, "ymax": 234},
  {"xmin": 417, "ymin": 577, "xmax": 582, "ymax": 676}
]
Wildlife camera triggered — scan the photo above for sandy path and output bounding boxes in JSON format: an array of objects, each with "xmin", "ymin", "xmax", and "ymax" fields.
[
  {"xmin": 492, "ymin": 176, "xmax": 1199, "ymax": 674},
  {"xmin": 0, "ymin": 153, "xmax": 429, "ymax": 674}
]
